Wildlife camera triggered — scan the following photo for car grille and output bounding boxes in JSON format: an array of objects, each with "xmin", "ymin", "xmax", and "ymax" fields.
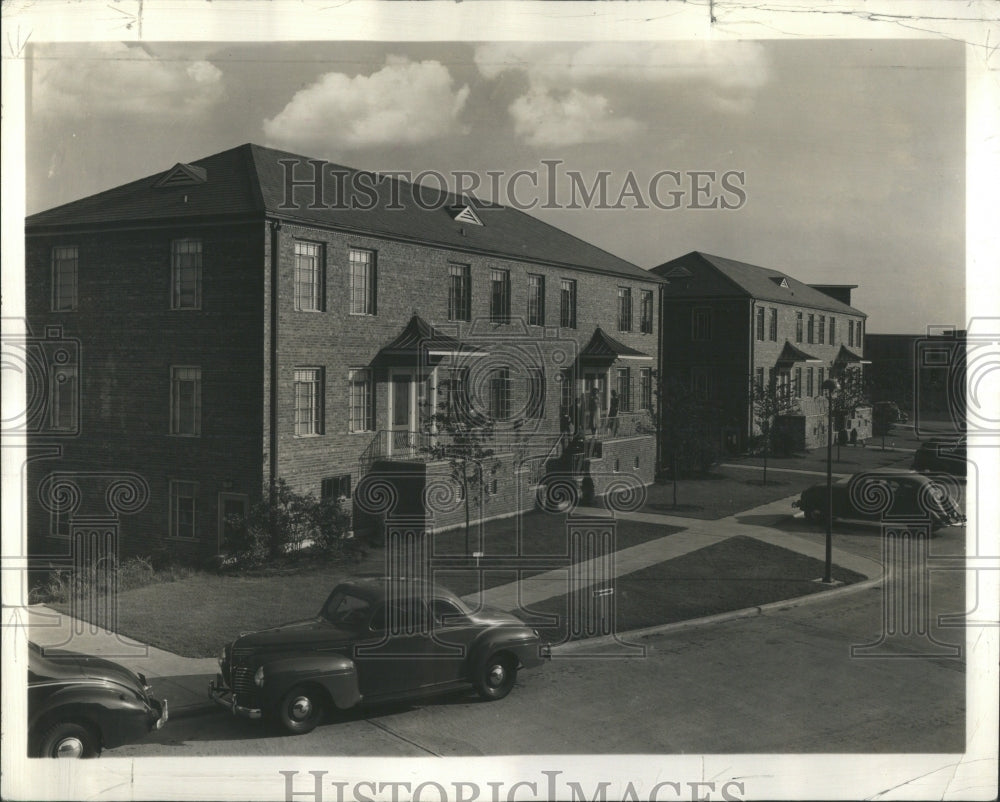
[{"xmin": 232, "ymin": 667, "xmax": 253, "ymax": 695}]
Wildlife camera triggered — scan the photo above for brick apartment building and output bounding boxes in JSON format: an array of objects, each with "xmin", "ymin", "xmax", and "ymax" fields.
[
  {"xmin": 650, "ymin": 251, "xmax": 868, "ymax": 452},
  {"xmin": 25, "ymin": 143, "xmax": 662, "ymax": 560}
]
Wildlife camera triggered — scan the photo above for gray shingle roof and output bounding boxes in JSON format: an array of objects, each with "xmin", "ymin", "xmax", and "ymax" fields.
[
  {"xmin": 27, "ymin": 143, "xmax": 659, "ymax": 283},
  {"xmin": 651, "ymin": 251, "xmax": 865, "ymax": 317}
]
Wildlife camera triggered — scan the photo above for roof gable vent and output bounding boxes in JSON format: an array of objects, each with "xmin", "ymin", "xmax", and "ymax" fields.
[
  {"xmin": 770, "ymin": 276, "xmax": 790, "ymax": 289},
  {"xmin": 448, "ymin": 205, "xmax": 484, "ymax": 226},
  {"xmin": 662, "ymin": 266, "xmax": 693, "ymax": 279},
  {"xmin": 155, "ymin": 163, "xmax": 208, "ymax": 188}
]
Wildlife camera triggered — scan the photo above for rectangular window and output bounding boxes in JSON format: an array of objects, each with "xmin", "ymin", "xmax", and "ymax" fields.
[
  {"xmin": 858, "ymin": 320, "xmax": 864, "ymax": 348},
  {"xmin": 170, "ymin": 480, "xmax": 198, "ymax": 540},
  {"xmin": 170, "ymin": 366, "xmax": 201, "ymax": 436},
  {"xmin": 806, "ymin": 367, "xmax": 814, "ymax": 397},
  {"xmin": 807, "ymin": 314, "xmax": 815, "ymax": 344},
  {"xmin": 294, "ymin": 368, "xmax": 323, "ymax": 436},
  {"xmin": 769, "ymin": 308, "xmax": 778, "ymax": 341},
  {"xmin": 829, "ymin": 317, "xmax": 836, "ymax": 345},
  {"xmin": 560, "ymin": 279, "xmax": 577, "ymax": 329},
  {"xmin": 755, "ymin": 367, "xmax": 765, "ymax": 390},
  {"xmin": 617, "ymin": 367, "xmax": 632, "ymax": 412},
  {"xmin": 349, "ymin": 249, "xmax": 376, "ymax": 315},
  {"xmin": 639, "ymin": 368, "xmax": 652, "ymax": 411},
  {"xmin": 448, "ymin": 264, "xmax": 471, "ymax": 322},
  {"xmin": 489, "ymin": 269, "xmax": 511, "ymax": 324},
  {"xmin": 756, "ymin": 307, "xmax": 765, "ymax": 341},
  {"xmin": 527, "ymin": 274, "xmax": 545, "ymax": 326},
  {"xmin": 848, "ymin": 320, "xmax": 855, "ymax": 347},
  {"xmin": 294, "ymin": 241, "xmax": 324, "ymax": 311},
  {"xmin": 52, "ymin": 246, "xmax": 78, "ymax": 311},
  {"xmin": 348, "ymin": 369, "xmax": 373, "ymax": 433},
  {"xmin": 795, "ymin": 312, "xmax": 803, "ymax": 343},
  {"xmin": 692, "ymin": 308, "xmax": 712, "ymax": 341},
  {"xmin": 617, "ymin": 287, "xmax": 633, "ymax": 332},
  {"xmin": 559, "ymin": 367, "xmax": 575, "ymax": 415},
  {"xmin": 50, "ymin": 365, "xmax": 78, "ymax": 432},
  {"xmin": 321, "ymin": 475, "xmax": 352, "ymax": 500},
  {"xmin": 794, "ymin": 367, "xmax": 802, "ymax": 398},
  {"xmin": 818, "ymin": 367, "xmax": 825, "ymax": 392},
  {"xmin": 488, "ymin": 368, "xmax": 511, "ymax": 420},
  {"xmin": 441, "ymin": 367, "xmax": 470, "ymax": 420},
  {"xmin": 527, "ymin": 367, "xmax": 545, "ymax": 419},
  {"xmin": 640, "ymin": 290, "xmax": 654, "ymax": 334},
  {"xmin": 171, "ymin": 239, "xmax": 202, "ymax": 310},
  {"xmin": 818, "ymin": 315, "xmax": 826, "ymax": 344}
]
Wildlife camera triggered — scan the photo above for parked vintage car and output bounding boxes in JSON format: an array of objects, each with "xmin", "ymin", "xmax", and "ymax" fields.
[
  {"xmin": 793, "ymin": 470, "xmax": 965, "ymax": 531},
  {"xmin": 209, "ymin": 577, "xmax": 548, "ymax": 734},
  {"xmin": 912, "ymin": 435, "xmax": 966, "ymax": 477},
  {"xmin": 28, "ymin": 641, "xmax": 168, "ymax": 757}
]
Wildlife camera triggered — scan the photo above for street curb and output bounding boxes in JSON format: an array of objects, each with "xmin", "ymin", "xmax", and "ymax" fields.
[{"xmin": 549, "ymin": 571, "xmax": 885, "ymax": 655}]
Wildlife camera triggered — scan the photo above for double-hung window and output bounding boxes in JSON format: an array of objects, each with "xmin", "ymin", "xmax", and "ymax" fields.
[
  {"xmin": 52, "ymin": 246, "xmax": 78, "ymax": 311},
  {"xmin": 294, "ymin": 368, "xmax": 323, "ymax": 436},
  {"xmin": 489, "ymin": 269, "xmax": 511, "ymax": 324},
  {"xmin": 617, "ymin": 367, "xmax": 632, "ymax": 412},
  {"xmin": 560, "ymin": 279, "xmax": 577, "ymax": 328},
  {"xmin": 818, "ymin": 316, "xmax": 826, "ymax": 344},
  {"xmin": 640, "ymin": 290, "xmax": 654, "ymax": 334},
  {"xmin": 448, "ymin": 264, "xmax": 471, "ymax": 321},
  {"xmin": 848, "ymin": 320, "xmax": 855, "ymax": 347},
  {"xmin": 769, "ymin": 308, "xmax": 778, "ymax": 341},
  {"xmin": 807, "ymin": 314, "xmax": 815, "ymax": 344},
  {"xmin": 171, "ymin": 239, "xmax": 202, "ymax": 310},
  {"xmin": 639, "ymin": 368, "xmax": 652, "ymax": 410},
  {"xmin": 795, "ymin": 312, "xmax": 804, "ymax": 343},
  {"xmin": 692, "ymin": 308, "xmax": 712, "ymax": 341},
  {"xmin": 170, "ymin": 366, "xmax": 201, "ymax": 436},
  {"xmin": 349, "ymin": 249, "xmax": 376, "ymax": 315},
  {"xmin": 488, "ymin": 368, "xmax": 511, "ymax": 420},
  {"xmin": 294, "ymin": 241, "xmax": 324, "ymax": 311},
  {"xmin": 527, "ymin": 367, "xmax": 545, "ymax": 418},
  {"xmin": 617, "ymin": 287, "xmax": 633, "ymax": 332},
  {"xmin": 348, "ymin": 369, "xmax": 373, "ymax": 433},
  {"xmin": 170, "ymin": 480, "xmax": 198, "ymax": 540},
  {"xmin": 527, "ymin": 274, "xmax": 545, "ymax": 326},
  {"xmin": 756, "ymin": 307, "xmax": 765, "ymax": 341}
]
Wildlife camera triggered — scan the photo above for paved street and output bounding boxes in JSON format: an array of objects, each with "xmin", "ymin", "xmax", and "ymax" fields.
[{"xmin": 105, "ymin": 511, "xmax": 967, "ymax": 757}]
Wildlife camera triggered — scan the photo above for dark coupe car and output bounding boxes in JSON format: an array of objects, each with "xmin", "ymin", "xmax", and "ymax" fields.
[
  {"xmin": 209, "ymin": 577, "xmax": 547, "ymax": 734},
  {"xmin": 912, "ymin": 435, "xmax": 967, "ymax": 477},
  {"xmin": 28, "ymin": 641, "xmax": 168, "ymax": 758},
  {"xmin": 794, "ymin": 470, "xmax": 965, "ymax": 531}
]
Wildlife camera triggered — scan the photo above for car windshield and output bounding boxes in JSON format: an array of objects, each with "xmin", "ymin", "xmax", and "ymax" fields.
[{"xmin": 320, "ymin": 590, "xmax": 372, "ymax": 629}]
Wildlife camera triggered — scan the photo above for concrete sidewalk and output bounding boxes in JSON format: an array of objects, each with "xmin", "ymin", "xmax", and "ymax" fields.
[{"xmin": 28, "ymin": 493, "xmax": 881, "ymax": 719}]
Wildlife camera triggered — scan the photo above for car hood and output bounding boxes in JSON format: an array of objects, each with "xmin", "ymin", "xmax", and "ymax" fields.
[
  {"xmin": 234, "ymin": 617, "xmax": 356, "ymax": 651},
  {"xmin": 468, "ymin": 605, "xmax": 532, "ymax": 629},
  {"xmin": 31, "ymin": 650, "xmax": 145, "ymax": 694}
]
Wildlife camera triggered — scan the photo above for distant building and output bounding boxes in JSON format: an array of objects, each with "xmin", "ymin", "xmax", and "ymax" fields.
[
  {"xmin": 650, "ymin": 251, "xmax": 868, "ymax": 452},
  {"xmin": 25, "ymin": 143, "xmax": 663, "ymax": 560}
]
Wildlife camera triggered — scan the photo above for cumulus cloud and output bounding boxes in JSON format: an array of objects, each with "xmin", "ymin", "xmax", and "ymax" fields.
[
  {"xmin": 263, "ymin": 56, "xmax": 470, "ymax": 151},
  {"xmin": 510, "ymin": 87, "xmax": 641, "ymax": 147},
  {"xmin": 474, "ymin": 41, "xmax": 770, "ymax": 146},
  {"xmin": 32, "ymin": 42, "xmax": 223, "ymax": 117}
]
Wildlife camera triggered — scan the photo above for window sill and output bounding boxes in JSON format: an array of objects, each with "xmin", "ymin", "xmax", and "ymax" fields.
[
  {"xmin": 293, "ymin": 433, "xmax": 325, "ymax": 438},
  {"xmin": 348, "ymin": 429, "xmax": 375, "ymax": 435},
  {"xmin": 168, "ymin": 433, "xmax": 202, "ymax": 438},
  {"xmin": 349, "ymin": 312, "xmax": 376, "ymax": 317},
  {"xmin": 170, "ymin": 307, "xmax": 203, "ymax": 312},
  {"xmin": 294, "ymin": 308, "xmax": 326, "ymax": 313}
]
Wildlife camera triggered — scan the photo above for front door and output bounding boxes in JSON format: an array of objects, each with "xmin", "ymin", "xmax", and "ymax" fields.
[
  {"xmin": 390, "ymin": 374, "xmax": 413, "ymax": 456},
  {"xmin": 217, "ymin": 493, "xmax": 248, "ymax": 552}
]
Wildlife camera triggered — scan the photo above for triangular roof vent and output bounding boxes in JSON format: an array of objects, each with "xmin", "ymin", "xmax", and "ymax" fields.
[
  {"xmin": 662, "ymin": 266, "xmax": 693, "ymax": 279},
  {"xmin": 448, "ymin": 205, "xmax": 484, "ymax": 226},
  {"xmin": 770, "ymin": 276, "xmax": 790, "ymax": 289},
  {"xmin": 155, "ymin": 163, "xmax": 208, "ymax": 188}
]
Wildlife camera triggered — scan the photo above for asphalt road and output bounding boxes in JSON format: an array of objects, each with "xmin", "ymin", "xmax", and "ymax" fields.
[{"xmin": 108, "ymin": 514, "xmax": 968, "ymax": 757}]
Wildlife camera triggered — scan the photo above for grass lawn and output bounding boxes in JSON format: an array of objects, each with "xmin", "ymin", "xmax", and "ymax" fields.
[
  {"xmin": 56, "ymin": 511, "xmax": 680, "ymax": 657},
  {"xmin": 526, "ymin": 535, "xmax": 867, "ymax": 644}
]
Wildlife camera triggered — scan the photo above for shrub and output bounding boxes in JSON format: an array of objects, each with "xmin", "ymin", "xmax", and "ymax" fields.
[{"xmin": 28, "ymin": 555, "xmax": 196, "ymax": 605}]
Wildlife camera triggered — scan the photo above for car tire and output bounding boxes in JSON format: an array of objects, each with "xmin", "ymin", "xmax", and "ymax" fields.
[
  {"xmin": 475, "ymin": 653, "xmax": 517, "ymax": 701},
  {"xmin": 38, "ymin": 721, "xmax": 100, "ymax": 758},
  {"xmin": 805, "ymin": 506, "xmax": 825, "ymax": 524},
  {"xmin": 275, "ymin": 685, "xmax": 324, "ymax": 735}
]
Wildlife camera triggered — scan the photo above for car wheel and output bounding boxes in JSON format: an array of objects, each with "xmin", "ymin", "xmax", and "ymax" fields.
[
  {"xmin": 275, "ymin": 685, "xmax": 324, "ymax": 735},
  {"xmin": 38, "ymin": 721, "xmax": 100, "ymax": 758},
  {"xmin": 475, "ymin": 653, "xmax": 517, "ymax": 701},
  {"xmin": 805, "ymin": 506, "xmax": 825, "ymax": 524}
]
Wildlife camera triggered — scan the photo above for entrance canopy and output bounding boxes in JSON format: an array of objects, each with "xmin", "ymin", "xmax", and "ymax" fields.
[
  {"xmin": 833, "ymin": 344, "xmax": 872, "ymax": 366},
  {"xmin": 774, "ymin": 340, "xmax": 823, "ymax": 366},
  {"xmin": 372, "ymin": 315, "xmax": 484, "ymax": 367},
  {"xmin": 579, "ymin": 326, "xmax": 653, "ymax": 364}
]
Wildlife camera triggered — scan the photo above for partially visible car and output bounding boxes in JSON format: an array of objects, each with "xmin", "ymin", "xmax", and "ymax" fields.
[
  {"xmin": 793, "ymin": 469, "xmax": 965, "ymax": 531},
  {"xmin": 912, "ymin": 435, "xmax": 966, "ymax": 477},
  {"xmin": 210, "ymin": 577, "xmax": 548, "ymax": 734},
  {"xmin": 28, "ymin": 641, "xmax": 167, "ymax": 758}
]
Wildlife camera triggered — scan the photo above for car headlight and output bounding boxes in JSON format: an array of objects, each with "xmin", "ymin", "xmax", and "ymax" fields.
[{"xmin": 253, "ymin": 666, "xmax": 265, "ymax": 687}]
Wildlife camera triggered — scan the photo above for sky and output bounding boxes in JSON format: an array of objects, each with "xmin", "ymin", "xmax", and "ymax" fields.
[{"xmin": 26, "ymin": 39, "xmax": 965, "ymax": 334}]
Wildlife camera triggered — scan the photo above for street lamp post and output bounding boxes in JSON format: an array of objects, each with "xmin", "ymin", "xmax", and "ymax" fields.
[{"xmin": 821, "ymin": 378, "xmax": 839, "ymax": 583}]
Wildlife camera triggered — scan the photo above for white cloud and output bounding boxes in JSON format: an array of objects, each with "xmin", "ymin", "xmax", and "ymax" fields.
[
  {"xmin": 263, "ymin": 56, "xmax": 470, "ymax": 151},
  {"xmin": 475, "ymin": 41, "xmax": 770, "ymax": 146},
  {"xmin": 32, "ymin": 43, "xmax": 223, "ymax": 117},
  {"xmin": 510, "ymin": 88, "xmax": 641, "ymax": 147}
]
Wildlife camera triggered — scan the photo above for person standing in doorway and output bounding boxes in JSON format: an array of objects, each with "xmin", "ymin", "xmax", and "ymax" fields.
[{"xmin": 587, "ymin": 385, "xmax": 602, "ymax": 436}]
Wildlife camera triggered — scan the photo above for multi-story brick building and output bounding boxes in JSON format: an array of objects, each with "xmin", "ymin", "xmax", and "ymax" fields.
[
  {"xmin": 25, "ymin": 143, "xmax": 662, "ymax": 560},
  {"xmin": 650, "ymin": 251, "xmax": 868, "ymax": 452}
]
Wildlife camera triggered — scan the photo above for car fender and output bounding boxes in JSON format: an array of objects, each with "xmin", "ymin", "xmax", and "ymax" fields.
[
  {"xmin": 468, "ymin": 628, "xmax": 541, "ymax": 673},
  {"xmin": 258, "ymin": 653, "xmax": 361, "ymax": 711},
  {"xmin": 29, "ymin": 683, "xmax": 151, "ymax": 749}
]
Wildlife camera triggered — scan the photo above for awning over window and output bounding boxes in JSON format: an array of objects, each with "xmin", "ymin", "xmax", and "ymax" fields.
[
  {"xmin": 833, "ymin": 344, "xmax": 872, "ymax": 365},
  {"xmin": 579, "ymin": 326, "xmax": 653, "ymax": 362},
  {"xmin": 775, "ymin": 341, "xmax": 823, "ymax": 365},
  {"xmin": 371, "ymin": 315, "xmax": 483, "ymax": 366}
]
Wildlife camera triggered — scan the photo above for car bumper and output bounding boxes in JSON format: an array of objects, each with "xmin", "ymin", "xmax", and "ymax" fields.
[
  {"xmin": 152, "ymin": 697, "xmax": 169, "ymax": 730},
  {"xmin": 208, "ymin": 675, "xmax": 262, "ymax": 719}
]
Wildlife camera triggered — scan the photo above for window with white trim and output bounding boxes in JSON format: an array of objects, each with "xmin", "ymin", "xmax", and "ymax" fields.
[
  {"xmin": 348, "ymin": 369, "xmax": 373, "ymax": 433},
  {"xmin": 617, "ymin": 287, "xmax": 633, "ymax": 332},
  {"xmin": 639, "ymin": 368, "xmax": 652, "ymax": 411},
  {"xmin": 617, "ymin": 367, "xmax": 632, "ymax": 412},
  {"xmin": 527, "ymin": 274, "xmax": 545, "ymax": 326},
  {"xmin": 829, "ymin": 317, "xmax": 836, "ymax": 345},
  {"xmin": 294, "ymin": 241, "xmax": 324, "ymax": 311},
  {"xmin": 488, "ymin": 367, "xmax": 511, "ymax": 420},
  {"xmin": 795, "ymin": 312, "xmax": 803, "ymax": 343},
  {"xmin": 807, "ymin": 314, "xmax": 815, "ymax": 344},
  {"xmin": 170, "ymin": 480, "xmax": 198, "ymax": 539},
  {"xmin": 448, "ymin": 264, "xmax": 471, "ymax": 322},
  {"xmin": 52, "ymin": 246, "xmax": 78, "ymax": 311},
  {"xmin": 349, "ymin": 249, "xmax": 376, "ymax": 315},
  {"xmin": 640, "ymin": 290, "xmax": 654, "ymax": 334},
  {"xmin": 490, "ymin": 269, "xmax": 511, "ymax": 324},
  {"xmin": 755, "ymin": 307, "xmax": 765, "ymax": 341},
  {"xmin": 170, "ymin": 366, "xmax": 201, "ymax": 436},
  {"xmin": 818, "ymin": 315, "xmax": 826, "ymax": 344},
  {"xmin": 171, "ymin": 239, "xmax": 202, "ymax": 310},
  {"xmin": 769, "ymin": 308, "xmax": 778, "ymax": 341},
  {"xmin": 560, "ymin": 279, "xmax": 577, "ymax": 329},
  {"xmin": 294, "ymin": 368, "xmax": 323, "ymax": 436}
]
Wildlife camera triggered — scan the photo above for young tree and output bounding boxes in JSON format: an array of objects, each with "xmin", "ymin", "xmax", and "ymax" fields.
[{"xmin": 749, "ymin": 374, "xmax": 793, "ymax": 486}]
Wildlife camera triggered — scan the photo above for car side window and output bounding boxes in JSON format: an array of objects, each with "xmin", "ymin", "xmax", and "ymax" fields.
[
  {"xmin": 431, "ymin": 598, "xmax": 465, "ymax": 625},
  {"xmin": 369, "ymin": 599, "xmax": 431, "ymax": 633}
]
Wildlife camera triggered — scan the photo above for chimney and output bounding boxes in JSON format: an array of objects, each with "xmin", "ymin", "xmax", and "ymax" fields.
[{"xmin": 809, "ymin": 284, "xmax": 857, "ymax": 306}]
